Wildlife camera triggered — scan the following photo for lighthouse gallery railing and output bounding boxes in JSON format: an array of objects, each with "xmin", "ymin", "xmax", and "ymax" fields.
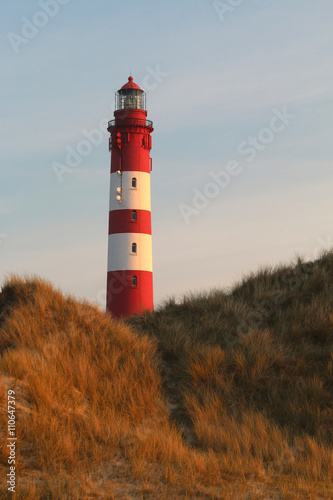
[{"xmin": 108, "ymin": 119, "xmax": 153, "ymax": 130}]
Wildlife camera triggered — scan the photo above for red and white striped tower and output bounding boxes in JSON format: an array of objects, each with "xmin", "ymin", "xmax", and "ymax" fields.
[{"xmin": 106, "ymin": 76, "xmax": 154, "ymax": 318}]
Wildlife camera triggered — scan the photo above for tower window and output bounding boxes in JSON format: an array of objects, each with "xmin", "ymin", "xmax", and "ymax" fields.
[
  {"xmin": 132, "ymin": 177, "xmax": 137, "ymax": 188},
  {"xmin": 132, "ymin": 242, "xmax": 137, "ymax": 254},
  {"xmin": 131, "ymin": 210, "xmax": 137, "ymax": 221},
  {"xmin": 132, "ymin": 275, "xmax": 137, "ymax": 287}
]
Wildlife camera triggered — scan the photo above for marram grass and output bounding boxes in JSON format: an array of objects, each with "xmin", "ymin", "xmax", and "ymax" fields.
[{"xmin": 1, "ymin": 252, "xmax": 333, "ymax": 498}]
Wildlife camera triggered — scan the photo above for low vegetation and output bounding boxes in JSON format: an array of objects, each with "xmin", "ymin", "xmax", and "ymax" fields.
[{"xmin": 1, "ymin": 251, "xmax": 333, "ymax": 498}]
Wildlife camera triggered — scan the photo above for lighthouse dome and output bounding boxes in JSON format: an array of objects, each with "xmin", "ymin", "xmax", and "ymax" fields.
[{"xmin": 120, "ymin": 76, "xmax": 141, "ymax": 90}]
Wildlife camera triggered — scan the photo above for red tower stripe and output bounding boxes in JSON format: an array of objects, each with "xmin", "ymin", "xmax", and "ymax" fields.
[
  {"xmin": 108, "ymin": 209, "xmax": 151, "ymax": 235},
  {"xmin": 107, "ymin": 270, "xmax": 153, "ymax": 318},
  {"xmin": 111, "ymin": 152, "xmax": 151, "ymax": 173}
]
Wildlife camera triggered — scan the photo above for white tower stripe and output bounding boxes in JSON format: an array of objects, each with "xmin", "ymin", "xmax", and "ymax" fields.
[
  {"xmin": 109, "ymin": 171, "xmax": 151, "ymax": 212},
  {"xmin": 107, "ymin": 233, "xmax": 153, "ymax": 272}
]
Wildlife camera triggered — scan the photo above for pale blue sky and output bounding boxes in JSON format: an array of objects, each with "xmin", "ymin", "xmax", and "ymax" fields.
[{"xmin": 1, "ymin": 0, "xmax": 332, "ymax": 308}]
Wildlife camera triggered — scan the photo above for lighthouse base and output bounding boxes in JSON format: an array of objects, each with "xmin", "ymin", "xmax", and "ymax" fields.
[{"xmin": 106, "ymin": 270, "xmax": 153, "ymax": 318}]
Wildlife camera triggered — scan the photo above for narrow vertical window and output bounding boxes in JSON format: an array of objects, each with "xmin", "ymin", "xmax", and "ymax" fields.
[
  {"xmin": 132, "ymin": 177, "xmax": 137, "ymax": 188},
  {"xmin": 132, "ymin": 242, "xmax": 137, "ymax": 254},
  {"xmin": 131, "ymin": 210, "xmax": 137, "ymax": 221},
  {"xmin": 132, "ymin": 275, "xmax": 137, "ymax": 287}
]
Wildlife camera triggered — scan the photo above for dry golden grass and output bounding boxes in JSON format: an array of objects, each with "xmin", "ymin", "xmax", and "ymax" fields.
[{"xmin": 0, "ymin": 252, "xmax": 332, "ymax": 498}]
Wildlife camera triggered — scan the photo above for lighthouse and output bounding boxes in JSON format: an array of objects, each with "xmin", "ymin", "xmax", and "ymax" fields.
[{"xmin": 106, "ymin": 76, "xmax": 154, "ymax": 318}]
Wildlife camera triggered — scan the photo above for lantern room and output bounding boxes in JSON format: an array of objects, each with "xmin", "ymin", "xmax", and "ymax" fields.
[{"xmin": 115, "ymin": 76, "xmax": 146, "ymax": 111}]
